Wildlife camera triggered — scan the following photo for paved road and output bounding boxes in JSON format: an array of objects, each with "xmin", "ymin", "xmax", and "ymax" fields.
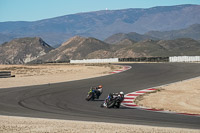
[{"xmin": 0, "ymin": 63, "xmax": 200, "ymax": 129}]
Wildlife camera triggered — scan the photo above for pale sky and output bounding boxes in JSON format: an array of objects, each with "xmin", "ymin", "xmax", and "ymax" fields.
[{"xmin": 0, "ymin": 0, "xmax": 200, "ymax": 22}]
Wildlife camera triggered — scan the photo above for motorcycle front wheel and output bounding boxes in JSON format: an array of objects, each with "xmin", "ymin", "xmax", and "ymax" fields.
[{"xmin": 86, "ymin": 93, "xmax": 93, "ymax": 101}]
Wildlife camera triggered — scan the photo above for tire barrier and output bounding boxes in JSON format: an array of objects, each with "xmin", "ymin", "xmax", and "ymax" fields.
[
  {"xmin": 0, "ymin": 71, "xmax": 14, "ymax": 78},
  {"xmin": 119, "ymin": 57, "xmax": 169, "ymax": 62}
]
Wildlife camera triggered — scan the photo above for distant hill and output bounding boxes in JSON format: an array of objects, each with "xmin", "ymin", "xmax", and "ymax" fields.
[
  {"xmin": 110, "ymin": 38, "xmax": 200, "ymax": 57},
  {"xmin": 105, "ymin": 23, "xmax": 200, "ymax": 44},
  {"xmin": 146, "ymin": 24, "xmax": 200, "ymax": 40},
  {"xmin": 0, "ymin": 4, "xmax": 200, "ymax": 46},
  {"xmin": 30, "ymin": 36, "xmax": 110, "ymax": 63},
  {"xmin": 156, "ymin": 38, "xmax": 200, "ymax": 56},
  {"xmin": 104, "ymin": 32, "xmax": 158, "ymax": 44},
  {"xmin": 0, "ymin": 37, "xmax": 53, "ymax": 64},
  {"xmin": 0, "ymin": 33, "xmax": 16, "ymax": 44}
]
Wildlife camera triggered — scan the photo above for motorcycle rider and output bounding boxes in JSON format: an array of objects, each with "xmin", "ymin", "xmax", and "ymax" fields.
[
  {"xmin": 108, "ymin": 91, "xmax": 124, "ymax": 101},
  {"xmin": 94, "ymin": 85, "xmax": 103, "ymax": 99},
  {"xmin": 119, "ymin": 91, "xmax": 124, "ymax": 101}
]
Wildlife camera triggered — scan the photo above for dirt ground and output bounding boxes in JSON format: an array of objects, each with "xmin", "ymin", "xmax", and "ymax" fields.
[
  {"xmin": 0, "ymin": 63, "xmax": 119, "ymax": 89},
  {"xmin": 0, "ymin": 63, "xmax": 200, "ymax": 133},
  {"xmin": 138, "ymin": 77, "xmax": 200, "ymax": 115},
  {"xmin": 0, "ymin": 115, "xmax": 199, "ymax": 133}
]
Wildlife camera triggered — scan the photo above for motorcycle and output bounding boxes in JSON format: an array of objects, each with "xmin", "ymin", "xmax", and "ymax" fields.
[
  {"xmin": 85, "ymin": 88, "xmax": 98, "ymax": 101},
  {"xmin": 101, "ymin": 94, "xmax": 123, "ymax": 108}
]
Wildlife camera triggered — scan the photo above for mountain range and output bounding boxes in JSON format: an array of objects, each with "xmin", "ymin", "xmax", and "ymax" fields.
[
  {"xmin": 0, "ymin": 4, "xmax": 200, "ymax": 47},
  {"xmin": 1, "ymin": 34, "xmax": 200, "ymax": 64},
  {"xmin": 145, "ymin": 24, "xmax": 200, "ymax": 40}
]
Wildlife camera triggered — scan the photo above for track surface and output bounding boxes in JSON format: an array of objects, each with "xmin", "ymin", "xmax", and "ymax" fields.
[{"xmin": 0, "ymin": 63, "xmax": 200, "ymax": 129}]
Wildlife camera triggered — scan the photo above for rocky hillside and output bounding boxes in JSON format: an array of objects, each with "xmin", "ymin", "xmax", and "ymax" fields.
[
  {"xmin": 111, "ymin": 38, "xmax": 200, "ymax": 57},
  {"xmin": 104, "ymin": 32, "xmax": 158, "ymax": 44},
  {"xmin": 0, "ymin": 37, "xmax": 53, "ymax": 64},
  {"xmin": 30, "ymin": 36, "xmax": 110, "ymax": 63},
  {"xmin": 1, "ymin": 36, "xmax": 200, "ymax": 64},
  {"xmin": 0, "ymin": 4, "xmax": 200, "ymax": 46}
]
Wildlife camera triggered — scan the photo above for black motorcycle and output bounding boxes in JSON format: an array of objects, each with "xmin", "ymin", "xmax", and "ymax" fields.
[{"xmin": 101, "ymin": 94, "xmax": 123, "ymax": 108}]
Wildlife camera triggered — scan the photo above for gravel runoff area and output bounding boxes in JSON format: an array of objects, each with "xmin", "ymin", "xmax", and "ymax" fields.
[
  {"xmin": 0, "ymin": 63, "xmax": 200, "ymax": 133},
  {"xmin": 0, "ymin": 63, "xmax": 120, "ymax": 89},
  {"xmin": 137, "ymin": 77, "xmax": 200, "ymax": 115}
]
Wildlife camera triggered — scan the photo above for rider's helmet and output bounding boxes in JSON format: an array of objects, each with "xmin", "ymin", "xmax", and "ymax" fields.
[
  {"xmin": 119, "ymin": 91, "xmax": 124, "ymax": 96},
  {"xmin": 98, "ymin": 85, "xmax": 102, "ymax": 88},
  {"xmin": 120, "ymin": 91, "xmax": 124, "ymax": 95}
]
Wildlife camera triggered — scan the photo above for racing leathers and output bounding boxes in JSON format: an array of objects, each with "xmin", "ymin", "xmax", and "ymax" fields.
[{"xmin": 94, "ymin": 86, "xmax": 103, "ymax": 99}]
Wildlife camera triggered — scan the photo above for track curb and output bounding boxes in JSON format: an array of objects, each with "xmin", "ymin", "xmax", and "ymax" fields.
[
  {"xmin": 111, "ymin": 65, "xmax": 200, "ymax": 117},
  {"xmin": 110, "ymin": 65, "xmax": 132, "ymax": 74},
  {"xmin": 121, "ymin": 81, "xmax": 200, "ymax": 117}
]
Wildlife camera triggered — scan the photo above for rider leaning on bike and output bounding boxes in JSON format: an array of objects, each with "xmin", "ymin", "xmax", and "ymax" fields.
[{"xmin": 93, "ymin": 85, "xmax": 103, "ymax": 99}]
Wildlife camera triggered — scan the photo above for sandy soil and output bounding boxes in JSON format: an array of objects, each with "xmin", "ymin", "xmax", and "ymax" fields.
[
  {"xmin": 0, "ymin": 63, "xmax": 200, "ymax": 133},
  {"xmin": 0, "ymin": 63, "xmax": 119, "ymax": 89},
  {"xmin": 0, "ymin": 115, "xmax": 199, "ymax": 133},
  {"xmin": 138, "ymin": 77, "xmax": 200, "ymax": 115}
]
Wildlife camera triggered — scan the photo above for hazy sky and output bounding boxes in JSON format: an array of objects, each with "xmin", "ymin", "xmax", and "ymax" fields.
[{"xmin": 0, "ymin": 0, "xmax": 200, "ymax": 22}]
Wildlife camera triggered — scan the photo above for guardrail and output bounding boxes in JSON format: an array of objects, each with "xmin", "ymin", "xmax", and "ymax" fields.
[
  {"xmin": 70, "ymin": 58, "xmax": 119, "ymax": 63},
  {"xmin": 169, "ymin": 56, "xmax": 200, "ymax": 62}
]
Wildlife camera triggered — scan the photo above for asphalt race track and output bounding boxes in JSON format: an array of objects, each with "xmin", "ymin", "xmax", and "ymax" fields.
[{"xmin": 0, "ymin": 63, "xmax": 200, "ymax": 129}]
